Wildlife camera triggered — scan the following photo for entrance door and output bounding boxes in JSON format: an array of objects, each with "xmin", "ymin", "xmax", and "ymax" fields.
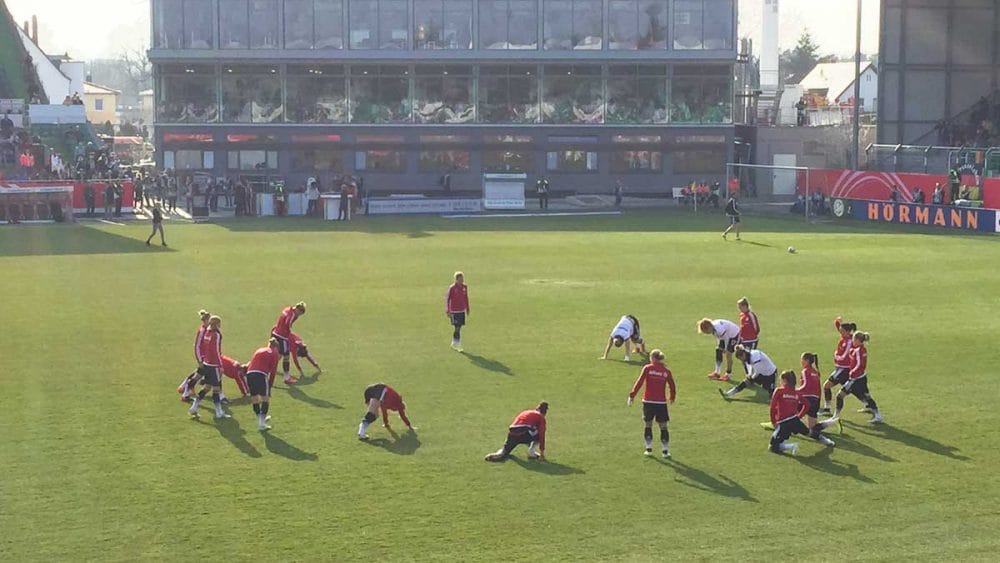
[{"xmin": 772, "ymin": 154, "xmax": 797, "ymax": 195}]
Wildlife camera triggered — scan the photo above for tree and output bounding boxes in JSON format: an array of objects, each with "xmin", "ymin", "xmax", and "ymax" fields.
[
  {"xmin": 779, "ymin": 31, "xmax": 820, "ymax": 85},
  {"xmin": 116, "ymin": 45, "xmax": 152, "ymax": 97}
]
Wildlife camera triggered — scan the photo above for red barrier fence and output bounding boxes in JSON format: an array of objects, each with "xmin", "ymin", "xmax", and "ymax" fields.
[
  {"xmin": 0, "ymin": 180, "xmax": 134, "ymax": 213},
  {"xmin": 796, "ymin": 169, "xmax": 1000, "ymax": 210}
]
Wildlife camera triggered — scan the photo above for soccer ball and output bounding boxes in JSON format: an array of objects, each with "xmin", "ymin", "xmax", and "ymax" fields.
[{"xmin": 788, "ymin": 246, "xmax": 797, "ymax": 254}]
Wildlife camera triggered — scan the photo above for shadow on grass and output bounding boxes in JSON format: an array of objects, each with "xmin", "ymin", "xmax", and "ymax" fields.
[
  {"xmin": 262, "ymin": 432, "xmax": 318, "ymax": 461},
  {"xmin": 365, "ymin": 428, "xmax": 421, "ymax": 455},
  {"xmin": 407, "ymin": 231, "xmax": 433, "ymax": 238},
  {"xmin": 0, "ymin": 224, "xmax": 175, "ymax": 257},
  {"xmin": 463, "ymin": 352, "xmax": 513, "ymax": 376},
  {"xmin": 835, "ymin": 432, "xmax": 897, "ymax": 462},
  {"xmin": 284, "ymin": 382, "xmax": 341, "ymax": 410},
  {"xmin": 843, "ymin": 421, "xmax": 969, "ymax": 461},
  {"xmin": 793, "ymin": 446, "xmax": 876, "ymax": 483},
  {"xmin": 198, "ymin": 416, "xmax": 261, "ymax": 458},
  {"xmin": 510, "ymin": 456, "xmax": 585, "ymax": 475},
  {"xmin": 720, "ymin": 386, "xmax": 771, "ymax": 405},
  {"xmin": 737, "ymin": 239, "xmax": 775, "ymax": 249},
  {"xmin": 290, "ymin": 371, "xmax": 322, "ymax": 386},
  {"xmin": 658, "ymin": 459, "xmax": 757, "ymax": 502}
]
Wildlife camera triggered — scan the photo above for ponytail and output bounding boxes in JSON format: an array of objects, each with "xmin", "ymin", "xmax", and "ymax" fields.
[
  {"xmin": 855, "ymin": 332, "xmax": 870, "ymax": 343},
  {"xmin": 801, "ymin": 352, "xmax": 819, "ymax": 369}
]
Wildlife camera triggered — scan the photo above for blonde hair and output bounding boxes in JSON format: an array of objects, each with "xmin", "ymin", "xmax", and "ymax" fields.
[
  {"xmin": 734, "ymin": 344, "xmax": 750, "ymax": 361},
  {"xmin": 650, "ymin": 349, "xmax": 665, "ymax": 361},
  {"xmin": 697, "ymin": 319, "xmax": 714, "ymax": 334},
  {"xmin": 198, "ymin": 309, "xmax": 210, "ymax": 320},
  {"xmin": 209, "ymin": 315, "xmax": 222, "ymax": 327},
  {"xmin": 295, "ymin": 301, "xmax": 307, "ymax": 312},
  {"xmin": 454, "ymin": 271, "xmax": 464, "ymax": 280},
  {"xmin": 737, "ymin": 297, "xmax": 749, "ymax": 308}
]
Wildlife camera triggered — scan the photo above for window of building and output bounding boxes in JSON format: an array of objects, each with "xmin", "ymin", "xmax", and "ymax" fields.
[
  {"xmin": 543, "ymin": 0, "xmax": 602, "ymax": 50},
  {"xmin": 315, "ymin": 0, "xmax": 346, "ymax": 48},
  {"xmin": 286, "ymin": 65, "xmax": 347, "ymax": 123},
  {"xmin": 349, "ymin": 0, "xmax": 408, "ymax": 49},
  {"xmin": 291, "ymin": 149, "xmax": 344, "ymax": 171},
  {"xmin": 220, "ymin": 0, "xmax": 250, "ymax": 48},
  {"xmin": 479, "ymin": 0, "xmax": 537, "ymax": 49},
  {"xmin": 673, "ymin": 0, "xmax": 733, "ymax": 50},
  {"xmin": 414, "ymin": 0, "xmax": 473, "ymax": 50},
  {"xmin": 414, "ymin": 65, "xmax": 474, "ymax": 123},
  {"xmin": 183, "ymin": 0, "xmax": 215, "ymax": 48},
  {"xmin": 419, "ymin": 150, "xmax": 471, "ymax": 172},
  {"xmin": 670, "ymin": 65, "xmax": 732, "ymax": 123},
  {"xmin": 221, "ymin": 65, "xmax": 283, "ymax": 123},
  {"xmin": 546, "ymin": 150, "xmax": 598, "ymax": 172},
  {"xmin": 478, "ymin": 65, "xmax": 539, "ymax": 124},
  {"xmin": 249, "ymin": 0, "xmax": 281, "ymax": 49},
  {"xmin": 420, "ymin": 134, "xmax": 472, "ymax": 143},
  {"xmin": 158, "ymin": 65, "xmax": 219, "ymax": 123},
  {"xmin": 542, "ymin": 66, "xmax": 603, "ymax": 124},
  {"xmin": 612, "ymin": 134, "xmax": 662, "ymax": 143},
  {"xmin": 285, "ymin": 0, "xmax": 316, "ymax": 48},
  {"xmin": 672, "ymin": 149, "xmax": 726, "ymax": 174},
  {"xmin": 154, "ymin": 0, "xmax": 184, "ymax": 49},
  {"xmin": 228, "ymin": 150, "xmax": 279, "ymax": 170},
  {"xmin": 165, "ymin": 150, "xmax": 214, "ymax": 170},
  {"xmin": 612, "ymin": 150, "xmax": 662, "ymax": 173},
  {"xmin": 355, "ymin": 150, "xmax": 406, "ymax": 172},
  {"xmin": 484, "ymin": 149, "xmax": 533, "ymax": 172},
  {"xmin": 349, "ymin": 66, "xmax": 411, "ymax": 123},
  {"xmin": 94, "ymin": 99, "xmax": 104, "ymax": 111},
  {"xmin": 485, "ymin": 134, "xmax": 533, "ymax": 144},
  {"xmin": 607, "ymin": 65, "xmax": 668, "ymax": 124},
  {"xmin": 609, "ymin": 0, "xmax": 668, "ymax": 50}
]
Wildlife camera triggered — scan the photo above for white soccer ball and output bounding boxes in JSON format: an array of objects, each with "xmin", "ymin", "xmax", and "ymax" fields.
[{"xmin": 788, "ymin": 246, "xmax": 797, "ymax": 254}]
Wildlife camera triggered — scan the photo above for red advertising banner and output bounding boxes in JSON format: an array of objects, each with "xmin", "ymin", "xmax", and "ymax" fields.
[
  {"xmin": 0, "ymin": 181, "xmax": 135, "ymax": 213},
  {"xmin": 798, "ymin": 169, "xmax": 1000, "ymax": 210}
]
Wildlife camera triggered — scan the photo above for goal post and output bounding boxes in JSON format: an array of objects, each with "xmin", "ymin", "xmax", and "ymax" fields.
[{"xmin": 725, "ymin": 162, "xmax": 817, "ymax": 222}]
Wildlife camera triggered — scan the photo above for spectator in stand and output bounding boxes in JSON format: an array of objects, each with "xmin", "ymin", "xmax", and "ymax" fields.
[
  {"xmin": 102, "ymin": 183, "xmax": 114, "ymax": 219},
  {"xmin": 234, "ymin": 179, "xmax": 246, "ymax": 216},
  {"xmin": 912, "ymin": 187, "xmax": 925, "ymax": 204},
  {"xmin": 0, "ymin": 112, "xmax": 13, "ymax": 137},
  {"xmin": 708, "ymin": 182, "xmax": 721, "ymax": 208},
  {"xmin": 338, "ymin": 181, "xmax": 351, "ymax": 220},
  {"xmin": 224, "ymin": 178, "xmax": 234, "ymax": 208},
  {"xmin": 134, "ymin": 176, "xmax": 144, "ymax": 210},
  {"xmin": 62, "ymin": 95, "xmax": 73, "ymax": 106},
  {"xmin": 306, "ymin": 179, "xmax": 320, "ymax": 217},
  {"xmin": 84, "ymin": 183, "xmax": 95, "ymax": 216},
  {"xmin": 114, "ymin": 182, "xmax": 124, "ymax": 217},
  {"xmin": 167, "ymin": 177, "xmax": 178, "ymax": 212},
  {"xmin": 932, "ymin": 184, "xmax": 944, "ymax": 205},
  {"xmin": 948, "ymin": 168, "xmax": 961, "ymax": 204},
  {"xmin": 728, "ymin": 176, "xmax": 740, "ymax": 197},
  {"xmin": 889, "ymin": 185, "xmax": 900, "ymax": 203}
]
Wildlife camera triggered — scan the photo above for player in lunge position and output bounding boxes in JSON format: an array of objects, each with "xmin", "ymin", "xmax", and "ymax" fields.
[
  {"xmin": 484, "ymin": 402, "xmax": 548, "ymax": 462},
  {"xmin": 188, "ymin": 316, "xmax": 230, "ymax": 419},
  {"xmin": 271, "ymin": 302, "xmax": 307, "ymax": 385},
  {"xmin": 177, "ymin": 309, "xmax": 211, "ymax": 402},
  {"xmin": 798, "ymin": 352, "xmax": 837, "ymax": 444},
  {"xmin": 358, "ymin": 383, "xmax": 414, "ymax": 440},
  {"xmin": 627, "ymin": 349, "xmax": 676, "ymax": 458},
  {"xmin": 445, "ymin": 272, "xmax": 470, "ymax": 351},
  {"xmin": 826, "ymin": 332, "xmax": 883, "ymax": 424},
  {"xmin": 601, "ymin": 314, "xmax": 646, "ymax": 361},
  {"xmin": 698, "ymin": 318, "xmax": 740, "ymax": 381},
  {"xmin": 245, "ymin": 338, "xmax": 281, "ymax": 431},
  {"xmin": 821, "ymin": 317, "xmax": 855, "ymax": 415},
  {"xmin": 719, "ymin": 344, "xmax": 778, "ymax": 398}
]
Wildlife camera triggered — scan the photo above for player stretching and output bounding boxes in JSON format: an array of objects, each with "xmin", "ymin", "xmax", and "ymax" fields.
[
  {"xmin": 289, "ymin": 333, "xmax": 321, "ymax": 377},
  {"xmin": 719, "ymin": 344, "xmax": 777, "ymax": 398},
  {"xmin": 828, "ymin": 332, "xmax": 883, "ymax": 424},
  {"xmin": 484, "ymin": 402, "xmax": 548, "ymax": 462},
  {"xmin": 601, "ymin": 314, "xmax": 646, "ymax": 361},
  {"xmin": 177, "ymin": 309, "xmax": 211, "ymax": 402},
  {"xmin": 245, "ymin": 338, "xmax": 281, "ymax": 431},
  {"xmin": 799, "ymin": 352, "xmax": 837, "ymax": 444},
  {"xmin": 358, "ymin": 383, "xmax": 414, "ymax": 440},
  {"xmin": 627, "ymin": 349, "xmax": 676, "ymax": 458},
  {"xmin": 188, "ymin": 316, "xmax": 230, "ymax": 419},
  {"xmin": 820, "ymin": 317, "xmax": 855, "ymax": 415},
  {"xmin": 446, "ymin": 272, "xmax": 470, "ymax": 351},
  {"xmin": 221, "ymin": 355, "xmax": 249, "ymax": 397},
  {"xmin": 698, "ymin": 318, "xmax": 740, "ymax": 381},
  {"xmin": 271, "ymin": 302, "xmax": 307, "ymax": 385},
  {"xmin": 768, "ymin": 371, "xmax": 810, "ymax": 455},
  {"xmin": 736, "ymin": 298, "xmax": 760, "ymax": 374}
]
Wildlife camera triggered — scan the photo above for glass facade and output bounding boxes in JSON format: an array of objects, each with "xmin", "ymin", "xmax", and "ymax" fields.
[
  {"xmin": 670, "ymin": 65, "xmax": 732, "ymax": 123},
  {"xmin": 221, "ymin": 65, "xmax": 283, "ymax": 123},
  {"xmin": 349, "ymin": 66, "xmax": 411, "ymax": 123},
  {"xmin": 415, "ymin": 0, "xmax": 473, "ymax": 50},
  {"xmin": 673, "ymin": 0, "xmax": 733, "ymax": 50},
  {"xmin": 286, "ymin": 65, "xmax": 347, "ymax": 122},
  {"xmin": 543, "ymin": 0, "xmax": 602, "ymax": 50}
]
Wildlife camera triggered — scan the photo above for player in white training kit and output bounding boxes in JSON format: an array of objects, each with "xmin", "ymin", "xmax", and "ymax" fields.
[
  {"xmin": 719, "ymin": 344, "xmax": 779, "ymax": 398},
  {"xmin": 601, "ymin": 315, "xmax": 647, "ymax": 361},
  {"xmin": 698, "ymin": 318, "xmax": 741, "ymax": 381}
]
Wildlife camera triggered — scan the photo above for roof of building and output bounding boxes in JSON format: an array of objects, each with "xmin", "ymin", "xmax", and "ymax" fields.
[
  {"xmin": 83, "ymin": 81, "xmax": 120, "ymax": 95},
  {"xmin": 139, "ymin": 88, "xmax": 153, "ymax": 96},
  {"xmin": 798, "ymin": 61, "xmax": 875, "ymax": 101}
]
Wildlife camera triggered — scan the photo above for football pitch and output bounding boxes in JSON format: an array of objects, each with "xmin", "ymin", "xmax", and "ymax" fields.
[{"xmin": 1, "ymin": 210, "xmax": 998, "ymax": 561}]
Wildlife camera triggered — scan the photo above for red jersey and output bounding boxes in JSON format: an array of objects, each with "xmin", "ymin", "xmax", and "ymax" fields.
[
  {"xmin": 629, "ymin": 362, "xmax": 676, "ymax": 404},
  {"xmin": 833, "ymin": 319, "xmax": 852, "ymax": 368},
  {"xmin": 797, "ymin": 366, "xmax": 821, "ymax": 398},
  {"xmin": 271, "ymin": 306, "xmax": 300, "ymax": 338},
  {"xmin": 510, "ymin": 409, "xmax": 546, "ymax": 451},
  {"xmin": 446, "ymin": 283, "xmax": 469, "ymax": 314},
  {"xmin": 194, "ymin": 324, "xmax": 207, "ymax": 363},
  {"xmin": 848, "ymin": 344, "xmax": 867, "ymax": 379},
  {"xmin": 738, "ymin": 310, "xmax": 760, "ymax": 342},
  {"xmin": 220, "ymin": 355, "xmax": 242, "ymax": 379},
  {"xmin": 770, "ymin": 387, "xmax": 808, "ymax": 424},
  {"xmin": 199, "ymin": 329, "xmax": 222, "ymax": 367},
  {"xmin": 379, "ymin": 386, "xmax": 404, "ymax": 411},
  {"xmin": 246, "ymin": 346, "xmax": 280, "ymax": 377}
]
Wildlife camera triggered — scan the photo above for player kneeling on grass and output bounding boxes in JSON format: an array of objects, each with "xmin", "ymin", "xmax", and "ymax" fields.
[
  {"xmin": 601, "ymin": 315, "xmax": 646, "ymax": 361},
  {"xmin": 827, "ymin": 332, "xmax": 883, "ymax": 424},
  {"xmin": 358, "ymin": 383, "xmax": 413, "ymax": 440},
  {"xmin": 719, "ymin": 345, "xmax": 777, "ymax": 399},
  {"xmin": 246, "ymin": 338, "xmax": 281, "ymax": 431},
  {"xmin": 769, "ymin": 371, "xmax": 812, "ymax": 455},
  {"xmin": 627, "ymin": 349, "xmax": 676, "ymax": 458},
  {"xmin": 485, "ymin": 402, "xmax": 548, "ymax": 462},
  {"xmin": 698, "ymin": 318, "xmax": 740, "ymax": 381},
  {"xmin": 189, "ymin": 316, "xmax": 230, "ymax": 419}
]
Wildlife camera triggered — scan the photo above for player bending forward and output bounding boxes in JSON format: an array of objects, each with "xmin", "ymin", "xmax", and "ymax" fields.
[
  {"xmin": 246, "ymin": 338, "xmax": 281, "ymax": 431},
  {"xmin": 358, "ymin": 383, "xmax": 414, "ymax": 440},
  {"xmin": 820, "ymin": 317, "xmax": 855, "ymax": 416},
  {"xmin": 271, "ymin": 302, "xmax": 307, "ymax": 385},
  {"xmin": 627, "ymin": 349, "xmax": 676, "ymax": 458},
  {"xmin": 289, "ymin": 332, "xmax": 321, "ymax": 377},
  {"xmin": 719, "ymin": 344, "xmax": 777, "ymax": 398},
  {"xmin": 601, "ymin": 314, "xmax": 646, "ymax": 361},
  {"xmin": 698, "ymin": 318, "xmax": 740, "ymax": 381},
  {"xmin": 221, "ymin": 355, "xmax": 249, "ymax": 397},
  {"xmin": 797, "ymin": 352, "xmax": 837, "ymax": 445},
  {"xmin": 445, "ymin": 272, "xmax": 470, "ymax": 351},
  {"xmin": 485, "ymin": 402, "xmax": 548, "ymax": 462},
  {"xmin": 768, "ymin": 371, "xmax": 812, "ymax": 455}
]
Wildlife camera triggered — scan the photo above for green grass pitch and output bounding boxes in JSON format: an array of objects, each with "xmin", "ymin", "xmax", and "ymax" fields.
[{"xmin": 1, "ymin": 210, "xmax": 999, "ymax": 561}]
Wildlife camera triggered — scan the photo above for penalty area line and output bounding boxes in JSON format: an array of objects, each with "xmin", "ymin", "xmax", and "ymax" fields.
[{"xmin": 443, "ymin": 211, "xmax": 623, "ymax": 219}]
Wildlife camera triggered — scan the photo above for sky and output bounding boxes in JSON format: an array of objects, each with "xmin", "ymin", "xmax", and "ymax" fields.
[{"xmin": 5, "ymin": 0, "xmax": 881, "ymax": 61}]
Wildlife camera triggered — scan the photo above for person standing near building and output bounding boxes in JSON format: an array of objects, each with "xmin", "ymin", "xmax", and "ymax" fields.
[
  {"xmin": 722, "ymin": 194, "xmax": 741, "ymax": 240},
  {"xmin": 113, "ymin": 182, "xmax": 123, "ymax": 217},
  {"xmin": 614, "ymin": 179, "xmax": 624, "ymax": 207},
  {"xmin": 446, "ymin": 271, "xmax": 470, "ymax": 351},
  {"xmin": 306, "ymin": 179, "xmax": 320, "ymax": 217},
  {"xmin": 167, "ymin": 177, "xmax": 178, "ymax": 212},
  {"xmin": 948, "ymin": 167, "xmax": 960, "ymax": 204},
  {"xmin": 146, "ymin": 204, "xmax": 167, "ymax": 246},
  {"xmin": 133, "ymin": 175, "xmax": 144, "ymax": 211},
  {"xmin": 102, "ymin": 182, "xmax": 114, "ymax": 219},
  {"xmin": 84, "ymin": 182, "xmax": 95, "ymax": 216},
  {"xmin": 338, "ymin": 181, "xmax": 351, "ymax": 220},
  {"xmin": 536, "ymin": 177, "xmax": 550, "ymax": 209}
]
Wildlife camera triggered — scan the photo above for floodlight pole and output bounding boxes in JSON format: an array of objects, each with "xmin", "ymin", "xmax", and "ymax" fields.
[{"xmin": 852, "ymin": 0, "xmax": 863, "ymax": 170}]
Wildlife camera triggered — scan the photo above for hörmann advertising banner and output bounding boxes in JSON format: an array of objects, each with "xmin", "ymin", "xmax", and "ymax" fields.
[{"xmin": 832, "ymin": 198, "xmax": 999, "ymax": 233}]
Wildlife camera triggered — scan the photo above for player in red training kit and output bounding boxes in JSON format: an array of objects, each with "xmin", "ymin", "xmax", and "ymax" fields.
[
  {"xmin": 357, "ymin": 383, "xmax": 414, "ymax": 440},
  {"xmin": 177, "ymin": 309, "xmax": 211, "ymax": 401},
  {"xmin": 245, "ymin": 338, "xmax": 281, "ymax": 431},
  {"xmin": 627, "ymin": 349, "xmax": 676, "ymax": 458},
  {"xmin": 828, "ymin": 332, "xmax": 883, "ymax": 424},
  {"xmin": 188, "ymin": 316, "xmax": 230, "ymax": 419},
  {"xmin": 821, "ymin": 317, "xmax": 856, "ymax": 415},
  {"xmin": 798, "ymin": 352, "xmax": 837, "ymax": 445},
  {"xmin": 445, "ymin": 271, "xmax": 470, "ymax": 351},
  {"xmin": 736, "ymin": 297, "xmax": 760, "ymax": 374},
  {"xmin": 271, "ymin": 302, "xmax": 306, "ymax": 385},
  {"xmin": 220, "ymin": 355, "xmax": 249, "ymax": 397},
  {"xmin": 485, "ymin": 402, "xmax": 548, "ymax": 462},
  {"xmin": 289, "ymin": 332, "xmax": 321, "ymax": 377},
  {"xmin": 769, "ymin": 371, "xmax": 810, "ymax": 455}
]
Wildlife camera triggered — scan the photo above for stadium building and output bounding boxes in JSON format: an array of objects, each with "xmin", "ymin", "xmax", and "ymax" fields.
[{"xmin": 149, "ymin": 0, "xmax": 737, "ymax": 193}]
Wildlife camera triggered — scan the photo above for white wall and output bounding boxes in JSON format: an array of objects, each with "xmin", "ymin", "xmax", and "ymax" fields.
[
  {"xmin": 836, "ymin": 67, "xmax": 879, "ymax": 113},
  {"xmin": 16, "ymin": 27, "xmax": 71, "ymax": 102},
  {"xmin": 29, "ymin": 104, "xmax": 86, "ymax": 124},
  {"xmin": 59, "ymin": 61, "xmax": 86, "ymax": 97}
]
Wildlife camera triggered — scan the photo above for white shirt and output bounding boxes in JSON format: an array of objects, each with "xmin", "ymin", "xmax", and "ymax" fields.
[
  {"xmin": 610, "ymin": 315, "xmax": 635, "ymax": 340},
  {"xmin": 748, "ymin": 350, "xmax": 777, "ymax": 376},
  {"xmin": 307, "ymin": 186, "xmax": 319, "ymax": 201},
  {"xmin": 713, "ymin": 319, "xmax": 740, "ymax": 340}
]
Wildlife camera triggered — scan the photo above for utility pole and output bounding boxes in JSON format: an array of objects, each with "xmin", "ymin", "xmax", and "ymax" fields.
[{"xmin": 852, "ymin": 0, "xmax": 863, "ymax": 170}]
